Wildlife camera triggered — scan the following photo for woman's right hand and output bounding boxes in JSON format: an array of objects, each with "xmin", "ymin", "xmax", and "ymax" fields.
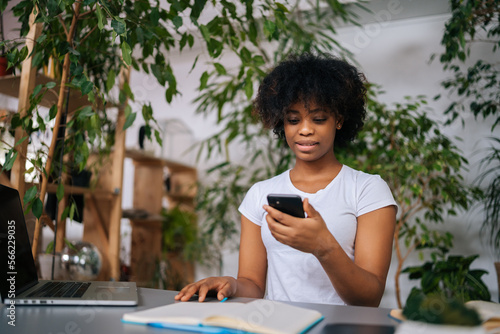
[{"xmin": 174, "ymin": 276, "xmax": 237, "ymax": 302}]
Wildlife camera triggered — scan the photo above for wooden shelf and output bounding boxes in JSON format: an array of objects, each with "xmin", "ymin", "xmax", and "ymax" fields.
[
  {"xmin": 125, "ymin": 149, "xmax": 196, "ymax": 173},
  {"xmin": 46, "ymin": 183, "xmax": 115, "ymax": 199},
  {"xmin": 21, "ymin": 182, "xmax": 115, "ymax": 199},
  {"xmin": 122, "ymin": 208, "xmax": 163, "ymax": 222},
  {"xmin": 166, "ymin": 193, "xmax": 196, "ymax": 201},
  {"xmin": 124, "ymin": 149, "xmax": 197, "ymax": 287}
]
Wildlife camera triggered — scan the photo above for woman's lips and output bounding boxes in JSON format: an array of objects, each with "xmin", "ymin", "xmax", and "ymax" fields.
[{"xmin": 295, "ymin": 141, "xmax": 318, "ymax": 152}]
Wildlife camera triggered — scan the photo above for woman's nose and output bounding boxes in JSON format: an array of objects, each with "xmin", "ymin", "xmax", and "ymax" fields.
[{"xmin": 298, "ymin": 120, "xmax": 314, "ymax": 135}]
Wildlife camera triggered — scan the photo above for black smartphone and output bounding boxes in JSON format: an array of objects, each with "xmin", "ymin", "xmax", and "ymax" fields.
[
  {"xmin": 320, "ymin": 324, "xmax": 395, "ymax": 334},
  {"xmin": 267, "ymin": 194, "xmax": 305, "ymax": 218}
]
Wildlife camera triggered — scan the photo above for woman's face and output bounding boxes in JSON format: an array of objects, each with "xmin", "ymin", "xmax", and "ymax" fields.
[{"xmin": 284, "ymin": 100, "xmax": 341, "ymax": 163}]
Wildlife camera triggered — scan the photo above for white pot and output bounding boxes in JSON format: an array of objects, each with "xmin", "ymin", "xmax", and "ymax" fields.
[{"xmin": 395, "ymin": 321, "xmax": 485, "ymax": 334}]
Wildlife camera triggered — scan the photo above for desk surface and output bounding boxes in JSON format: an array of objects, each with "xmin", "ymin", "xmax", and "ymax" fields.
[{"xmin": 1, "ymin": 288, "xmax": 398, "ymax": 333}]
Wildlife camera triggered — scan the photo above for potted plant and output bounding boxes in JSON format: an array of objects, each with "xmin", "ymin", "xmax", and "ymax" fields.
[
  {"xmin": 154, "ymin": 206, "xmax": 200, "ymax": 290},
  {"xmin": 0, "ymin": 8, "xmax": 12, "ymax": 76},
  {"xmin": 394, "ymin": 252, "xmax": 491, "ymax": 333},
  {"xmin": 432, "ymin": 1, "xmax": 499, "ymax": 293},
  {"xmin": 402, "ymin": 250, "xmax": 491, "ymax": 303},
  {"xmin": 399, "ymin": 291, "xmax": 485, "ymax": 334},
  {"xmin": 161, "ymin": 206, "xmax": 198, "ymax": 257}
]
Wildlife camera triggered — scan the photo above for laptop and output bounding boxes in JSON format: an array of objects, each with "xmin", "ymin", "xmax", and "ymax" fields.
[{"xmin": 0, "ymin": 183, "xmax": 138, "ymax": 306}]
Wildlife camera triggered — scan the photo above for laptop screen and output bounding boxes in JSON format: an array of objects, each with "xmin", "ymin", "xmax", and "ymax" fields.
[{"xmin": 0, "ymin": 184, "xmax": 39, "ymax": 301}]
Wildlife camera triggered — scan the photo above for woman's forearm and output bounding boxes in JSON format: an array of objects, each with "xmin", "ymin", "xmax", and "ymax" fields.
[
  {"xmin": 315, "ymin": 235, "xmax": 386, "ymax": 307},
  {"xmin": 233, "ymin": 276, "xmax": 266, "ymax": 299}
]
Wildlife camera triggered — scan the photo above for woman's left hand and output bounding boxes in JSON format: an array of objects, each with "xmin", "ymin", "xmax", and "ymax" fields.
[{"xmin": 264, "ymin": 198, "xmax": 335, "ymax": 256}]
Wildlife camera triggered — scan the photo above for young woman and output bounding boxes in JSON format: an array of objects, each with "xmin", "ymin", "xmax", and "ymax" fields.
[{"xmin": 175, "ymin": 53, "xmax": 397, "ymax": 306}]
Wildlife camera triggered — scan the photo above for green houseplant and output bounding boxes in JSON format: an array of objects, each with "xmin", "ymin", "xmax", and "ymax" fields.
[
  {"xmin": 402, "ymin": 252, "xmax": 490, "ymax": 303},
  {"xmin": 161, "ymin": 206, "xmax": 199, "ymax": 261},
  {"xmin": 433, "ymin": 0, "xmax": 499, "ymax": 293},
  {"xmin": 154, "ymin": 206, "xmax": 199, "ymax": 290},
  {"xmin": 402, "ymin": 291, "xmax": 482, "ymax": 327}
]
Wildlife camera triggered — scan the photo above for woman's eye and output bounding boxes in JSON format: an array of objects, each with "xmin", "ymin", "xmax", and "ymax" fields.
[
  {"xmin": 286, "ymin": 118, "xmax": 299, "ymax": 125},
  {"xmin": 314, "ymin": 118, "xmax": 327, "ymax": 123}
]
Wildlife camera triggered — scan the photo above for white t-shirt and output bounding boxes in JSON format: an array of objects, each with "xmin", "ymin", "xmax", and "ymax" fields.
[{"xmin": 238, "ymin": 165, "xmax": 397, "ymax": 305}]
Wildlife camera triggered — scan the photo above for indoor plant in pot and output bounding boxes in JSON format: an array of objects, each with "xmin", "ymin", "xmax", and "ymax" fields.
[
  {"xmin": 433, "ymin": 0, "xmax": 499, "ymax": 294},
  {"xmin": 0, "ymin": 8, "xmax": 12, "ymax": 76},
  {"xmin": 397, "ymin": 248, "xmax": 491, "ymax": 334},
  {"xmin": 155, "ymin": 206, "xmax": 200, "ymax": 290},
  {"xmin": 398, "ymin": 291, "xmax": 485, "ymax": 334}
]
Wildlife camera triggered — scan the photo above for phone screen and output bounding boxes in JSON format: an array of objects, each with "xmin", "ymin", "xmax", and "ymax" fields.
[{"xmin": 267, "ymin": 194, "xmax": 305, "ymax": 218}]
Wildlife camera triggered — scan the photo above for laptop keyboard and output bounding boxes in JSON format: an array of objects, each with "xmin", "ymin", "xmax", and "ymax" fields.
[{"xmin": 27, "ymin": 282, "xmax": 91, "ymax": 298}]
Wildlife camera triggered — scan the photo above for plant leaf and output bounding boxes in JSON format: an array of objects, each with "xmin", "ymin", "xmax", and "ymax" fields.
[
  {"xmin": 96, "ymin": 4, "xmax": 106, "ymax": 30},
  {"xmin": 32, "ymin": 198, "xmax": 43, "ymax": 219},
  {"xmin": 123, "ymin": 105, "xmax": 136, "ymax": 130},
  {"xmin": 121, "ymin": 42, "xmax": 132, "ymax": 65},
  {"xmin": 111, "ymin": 19, "xmax": 126, "ymax": 35},
  {"xmin": 56, "ymin": 183, "xmax": 64, "ymax": 202}
]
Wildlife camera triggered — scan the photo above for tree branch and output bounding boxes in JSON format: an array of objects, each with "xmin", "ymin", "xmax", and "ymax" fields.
[
  {"xmin": 58, "ymin": 15, "xmax": 69, "ymax": 39},
  {"xmin": 79, "ymin": 8, "xmax": 96, "ymax": 18},
  {"xmin": 80, "ymin": 25, "xmax": 97, "ymax": 44},
  {"xmin": 33, "ymin": 1, "xmax": 83, "ymax": 257}
]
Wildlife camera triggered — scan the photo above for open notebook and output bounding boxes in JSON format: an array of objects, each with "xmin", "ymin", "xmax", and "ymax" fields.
[
  {"xmin": 122, "ymin": 299, "xmax": 324, "ymax": 334},
  {"xmin": 0, "ymin": 184, "xmax": 138, "ymax": 306}
]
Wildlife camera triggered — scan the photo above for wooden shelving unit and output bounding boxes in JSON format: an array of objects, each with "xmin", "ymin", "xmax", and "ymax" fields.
[
  {"xmin": 0, "ymin": 12, "xmax": 129, "ymax": 281},
  {"xmin": 122, "ymin": 149, "xmax": 197, "ymax": 287},
  {"xmin": 0, "ymin": 13, "xmax": 198, "ymax": 286},
  {"xmin": 1, "ymin": 75, "xmax": 198, "ymax": 286},
  {"xmin": 0, "ymin": 71, "xmax": 127, "ymax": 281}
]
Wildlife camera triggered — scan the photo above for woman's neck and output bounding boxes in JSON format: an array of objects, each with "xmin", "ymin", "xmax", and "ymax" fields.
[{"xmin": 290, "ymin": 157, "xmax": 343, "ymax": 193}]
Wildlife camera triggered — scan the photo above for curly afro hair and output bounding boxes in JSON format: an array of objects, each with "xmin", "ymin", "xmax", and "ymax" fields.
[{"xmin": 254, "ymin": 52, "xmax": 367, "ymax": 147}]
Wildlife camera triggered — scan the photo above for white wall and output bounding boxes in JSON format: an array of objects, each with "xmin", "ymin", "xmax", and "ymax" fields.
[{"xmin": 123, "ymin": 7, "xmax": 498, "ymax": 309}]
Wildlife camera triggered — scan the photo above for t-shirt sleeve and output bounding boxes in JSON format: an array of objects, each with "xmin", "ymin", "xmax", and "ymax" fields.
[
  {"xmin": 238, "ymin": 182, "xmax": 265, "ymax": 226},
  {"xmin": 357, "ymin": 175, "xmax": 398, "ymax": 217}
]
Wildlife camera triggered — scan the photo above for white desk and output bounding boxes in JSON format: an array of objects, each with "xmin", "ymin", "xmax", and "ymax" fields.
[{"xmin": 0, "ymin": 288, "xmax": 398, "ymax": 333}]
